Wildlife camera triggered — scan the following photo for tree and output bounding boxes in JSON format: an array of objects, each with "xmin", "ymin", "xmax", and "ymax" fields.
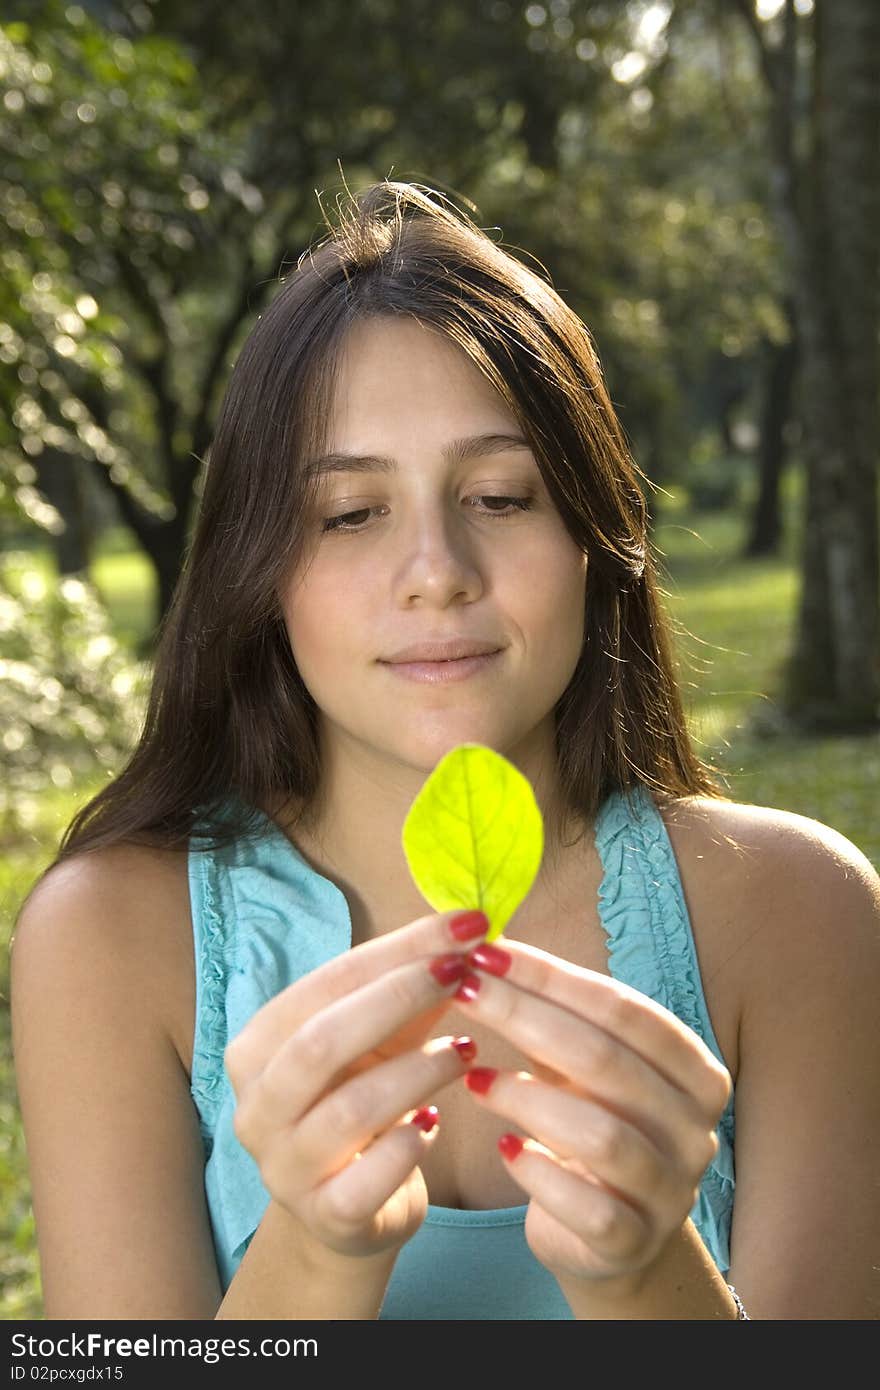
[
  {"xmin": 4, "ymin": 0, "xmax": 795, "ymax": 656},
  {"xmin": 731, "ymin": 0, "xmax": 880, "ymax": 730}
]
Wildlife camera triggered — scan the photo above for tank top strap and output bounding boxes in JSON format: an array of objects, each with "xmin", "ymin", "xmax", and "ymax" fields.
[
  {"xmin": 593, "ymin": 783, "xmax": 727, "ymax": 1071},
  {"xmin": 592, "ymin": 783, "xmax": 736, "ymax": 1276},
  {"xmin": 187, "ymin": 801, "xmax": 353, "ymax": 1149},
  {"xmin": 188, "ymin": 829, "xmax": 237, "ymax": 1148}
]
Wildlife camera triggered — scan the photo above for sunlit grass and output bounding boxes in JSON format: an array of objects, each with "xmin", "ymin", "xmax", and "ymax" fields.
[
  {"xmin": 2, "ymin": 538, "xmax": 156, "ymax": 653},
  {"xmin": 652, "ymin": 508, "xmax": 879, "ymax": 867}
]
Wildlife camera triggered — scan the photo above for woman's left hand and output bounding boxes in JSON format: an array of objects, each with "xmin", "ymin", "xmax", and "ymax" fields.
[{"xmin": 454, "ymin": 937, "xmax": 733, "ymax": 1287}]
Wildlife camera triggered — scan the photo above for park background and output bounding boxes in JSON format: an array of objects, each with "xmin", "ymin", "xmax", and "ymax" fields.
[{"xmin": 1, "ymin": 0, "xmax": 878, "ymax": 1318}]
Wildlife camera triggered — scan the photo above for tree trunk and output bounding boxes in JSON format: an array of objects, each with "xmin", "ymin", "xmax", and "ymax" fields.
[
  {"xmin": 784, "ymin": 0, "xmax": 880, "ymax": 729},
  {"xmin": 32, "ymin": 448, "xmax": 92, "ymax": 574},
  {"xmin": 735, "ymin": 0, "xmax": 880, "ymax": 730},
  {"xmin": 150, "ymin": 515, "xmax": 191, "ymax": 653},
  {"xmin": 744, "ymin": 309, "xmax": 798, "ymax": 557}
]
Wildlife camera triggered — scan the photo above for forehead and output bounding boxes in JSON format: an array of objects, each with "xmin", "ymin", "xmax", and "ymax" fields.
[{"xmin": 324, "ymin": 316, "xmax": 517, "ymax": 435}]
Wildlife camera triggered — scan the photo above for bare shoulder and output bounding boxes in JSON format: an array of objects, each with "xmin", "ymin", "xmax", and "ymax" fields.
[
  {"xmin": 14, "ymin": 840, "xmax": 195, "ymax": 1076},
  {"xmin": 658, "ymin": 799, "xmax": 880, "ymax": 1317},
  {"xmin": 11, "ymin": 843, "xmax": 220, "ymax": 1316},
  {"xmin": 658, "ymin": 791, "xmax": 880, "ymax": 896},
  {"xmin": 656, "ymin": 791, "xmax": 880, "ymax": 993}
]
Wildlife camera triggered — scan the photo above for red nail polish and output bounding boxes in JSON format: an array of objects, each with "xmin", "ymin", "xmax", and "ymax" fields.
[
  {"xmin": 410, "ymin": 1106, "xmax": 439, "ymax": 1133},
  {"xmin": 430, "ymin": 953, "xmax": 467, "ymax": 986},
  {"xmin": 451, "ymin": 1037, "xmax": 477, "ymax": 1063},
  {"xmin": 498, "ymin": 1133, "xmax": 524, "ymax": 1161},
  {"xmin": 450, "ymin": 910, "xmax": 489, "ymax": 942},
  {"xmin": 454, "ymin": 973, "xmax": 482, "ymax": 1002},
  {"xmin": 464, "ymin": 1066, "xmax": 498, "ymax": 1095},
  {"xmin": 468, "ymin": 942, "xmax": 512, "ymax": 976}
]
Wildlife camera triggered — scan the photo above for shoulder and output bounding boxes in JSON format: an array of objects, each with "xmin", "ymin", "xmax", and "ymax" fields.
[
  {"xmin": 18, "ymin": 838, "xmax": 190, "ymax": 910},
  {"xmin": 13, "ymin": 841, "xmax": 195, "ymax": 1074},
  {"xmin": 657, "ymin": 791, "xmax": 880, "ymax": 1008},
  {"xmin": 11, "ymin": 843, "xmax": 222, "ymax": 1317},
  {"xmin": 14, "ymin": 840, "xmax": 193, "ymax": 957},
  {"xmin": 659, "ymin": 800, "xmax": 880, "ymax": 1316},
  {"xmin": 657, "ymin": 791, "xmax": 880, "ymax": 906}
]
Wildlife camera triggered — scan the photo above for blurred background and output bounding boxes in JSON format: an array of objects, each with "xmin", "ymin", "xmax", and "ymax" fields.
[{"xmin": 1, "ymin": 0, "xmax": 877, "ymax": 1317}]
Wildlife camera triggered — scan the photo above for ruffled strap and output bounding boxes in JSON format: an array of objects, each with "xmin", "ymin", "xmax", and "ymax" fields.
[
  {"xmin": 188, "ymin": 834, "xmax": 237, "ymax": 1149},
  {"xmin": 594, "ymin": 783, "xmax": 736, "ymax": 1271},
  {"xmin": 595, "ymin": 784, "xmax": 709, "ymax": 1042},
  {"xmin": 186, "ymin": 804, "xmax": 354, "ymax": 1278}
]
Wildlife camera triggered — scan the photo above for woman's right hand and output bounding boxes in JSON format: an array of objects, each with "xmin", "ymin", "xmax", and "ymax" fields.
[{"xmin": 224, "ymin": 908, "xmax": 488, "ymax": 1260}]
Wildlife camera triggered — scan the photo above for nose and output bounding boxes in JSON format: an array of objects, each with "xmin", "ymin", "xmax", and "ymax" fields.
[{"xmin": 390, "ymin": 500, "xmax": 486, "ymax": 607}]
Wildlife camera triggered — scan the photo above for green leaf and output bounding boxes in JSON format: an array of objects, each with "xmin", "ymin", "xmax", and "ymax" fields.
[{"xmin": 401, "ymin": 743, "xmax": 544, "ymax": 943}]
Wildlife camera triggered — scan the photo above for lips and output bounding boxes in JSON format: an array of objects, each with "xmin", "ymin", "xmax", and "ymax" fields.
[
  {"xmin": 381, "ymin": 649, "xmax": 502, "ymax": 683},
  {"xmin": 382, "ymin": 640, "xmax": 503, "ymax": 664}
]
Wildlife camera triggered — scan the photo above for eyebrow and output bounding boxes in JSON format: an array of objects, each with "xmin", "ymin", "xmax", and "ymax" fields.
[{"xmin": 304, "ymin": 432, "xmax": 532, "ymax": 479}]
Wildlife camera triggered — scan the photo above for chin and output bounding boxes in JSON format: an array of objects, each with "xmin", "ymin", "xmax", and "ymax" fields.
[{"xmin": 392, "ymin": 722, "xmax": 518, "ymax": 771}]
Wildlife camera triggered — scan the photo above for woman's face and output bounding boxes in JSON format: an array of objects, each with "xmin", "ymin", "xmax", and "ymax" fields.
[{"xmin": 278, "ymin": 315, "xmax": 589, "ymax": 781}]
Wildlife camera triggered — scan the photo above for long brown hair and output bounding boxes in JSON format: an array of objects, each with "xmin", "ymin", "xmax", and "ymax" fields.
[{"xmin": 42, "ymin": 178, "xmax": 729, "ymax": 877}]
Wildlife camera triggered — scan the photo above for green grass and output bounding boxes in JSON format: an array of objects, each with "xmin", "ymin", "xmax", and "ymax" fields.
[
  {"xmin": 91, "ymin": 550, "xmax": 158, "ymax": 653},
  {"xmin": 2, "ymin": 507, "xmax": 878, "ymax": 1318},
  {"xmin": 652, "ymin": 507, "xmax": 880, "ymax": 868}
]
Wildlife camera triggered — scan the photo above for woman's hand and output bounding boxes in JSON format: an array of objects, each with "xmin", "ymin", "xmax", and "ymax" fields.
[
  {"xmin": 224, "ymin": 909, "xmax": 488, "ymax": 1261},
  {"xmin": 455, "ymin": 937, "xmax": 733, "ymax": 1286}
]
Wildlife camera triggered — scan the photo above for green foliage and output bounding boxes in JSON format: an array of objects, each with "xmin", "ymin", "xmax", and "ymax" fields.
[
  {"xmin": 2, "ymin": 0, "xmax": 790, "ymax": 585},
  {"xmin": 0, "ymin": 8, "xmax": 206, "ymax": 527},
  {"xmin": 682, "ymin": 441, "xmax": 750, "ymax": 511},
  {"xmin": 0, "ymin": 560, "xmax": 149, "ymax": 839}
]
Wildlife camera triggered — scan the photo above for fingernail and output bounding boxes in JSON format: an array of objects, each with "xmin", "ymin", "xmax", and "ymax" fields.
[
  {"xmin": 450, "ymin": 1036, "xmax": 477, "ymax": 1064},
  {"xmin": 468, "ymin": 942, "xmax": 512, "ymax": 977},
  {"xmin": 498, "ymin": 1133, "xmax": 524, "ymax": 1161},
  {"xmin": 464, "ymin": 1066, "xmax": 498, "ymax": 1095},
  {"xmin": 454, "ymin": 973, "xmax": 482, "ymax": 1003},
  {"xmin": 449, "ymin": 910, "xmax": 489, "ymax": 942},
  {"xmin": 410, "ymin": 1106, "xmax": 439, "ymax": 1133},
  {"xmin": 430, "ymin": 953, "xmax": 468, "ymax": 986}
]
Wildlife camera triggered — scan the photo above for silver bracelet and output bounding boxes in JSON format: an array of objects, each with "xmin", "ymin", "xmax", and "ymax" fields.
[{"xmin": 726, "ymin": 1282, "xmax": 750, "ymax": 1319}]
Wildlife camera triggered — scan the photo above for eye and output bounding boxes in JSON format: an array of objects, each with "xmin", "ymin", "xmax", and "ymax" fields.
[
  {"xmin": 320, "ymin": 496, "xmax": 535, "ymax": 534},
  {"xmin": 321, "ymin": 507, "xmax": 374, "ymax": 533},
  {"xmin": 468, "ymin": 496, "xmax": 534, "ymax": 519}
]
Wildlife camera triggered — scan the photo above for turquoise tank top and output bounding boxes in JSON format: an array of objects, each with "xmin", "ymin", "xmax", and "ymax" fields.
[{"xmin": 187, "ymin": 783, "xmax": 736, "ymax": 1319}]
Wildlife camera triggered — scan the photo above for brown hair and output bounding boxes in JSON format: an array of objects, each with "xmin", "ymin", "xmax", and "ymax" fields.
[{"xmin": 41, "ymin": 178, "xmax": 729, "ymax": 878}]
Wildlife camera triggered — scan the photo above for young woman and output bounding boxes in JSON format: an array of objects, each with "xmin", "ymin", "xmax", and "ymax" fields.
[{"xmin": 11, "ymin": 181, "xmax": 879, "ymax": 1321}]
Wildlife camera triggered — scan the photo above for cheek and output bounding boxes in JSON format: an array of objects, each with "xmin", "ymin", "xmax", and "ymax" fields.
[
  {"xmin": 277, "ymin": 574, "xmax": 325, "ymax": 673},
  {"xmin": 278, "ymin": 566, "xmax": 364, "ymax": 681},
  {"xmin": 513, "ymin": 546, "xmax": 586, "ymax": 640}
]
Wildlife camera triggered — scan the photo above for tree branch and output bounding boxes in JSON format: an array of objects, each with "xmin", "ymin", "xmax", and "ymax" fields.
[
  {"xmin": 187, "ymin": 246, "xmax": 258, "ymax": 473},
  {"xmin": 76, "ymin": 383, "xmax": 169, "ymax": 557},
  {"xmin": 188, "ymin": 198, "xmax": 318, "ymax": 469}
]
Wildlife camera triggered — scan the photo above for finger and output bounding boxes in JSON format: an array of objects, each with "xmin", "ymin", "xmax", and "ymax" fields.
[
  {"xmin": 303, "ymin": 1110, "xmax": 441, "ymax": 1250},
  {"xmin": 245, "ymin": 1028, "xmax": 473, "ymax": 1167},
  {"xmin": 501, "ymin": 1139, "xmax": 654, "ymax": 1273},
  {"xmin": 465, "ymin": 1070, "xmax": 714, "ymax": 1209},
  {"xmin": 466, "ymin": 938, "xmax": 732, "ymax": 1115},
  {"xmin": 226, "ymin": 907, "xmax": 488, "ymax": 1087},
  {"xmin": 454, "ymin": 972, "xmax": 709, "ymax": 1151}
]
